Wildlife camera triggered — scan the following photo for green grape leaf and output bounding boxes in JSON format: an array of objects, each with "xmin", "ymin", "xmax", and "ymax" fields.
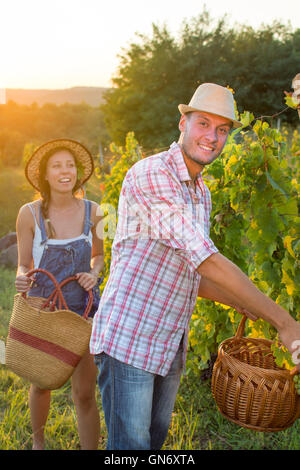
[
  {"xmin": 285, "ymin": 94, "xmax": 298, "ymax": 109},
  {"xmin": 265, "ymin": 170, "xmax": 288, "ymax": 197}
]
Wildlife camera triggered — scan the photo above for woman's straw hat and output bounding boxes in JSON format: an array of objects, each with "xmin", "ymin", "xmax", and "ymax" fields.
[
  {"xmin": 25, "ymin": 138, "xmax": 94, "ymax": 191},
  {"xmin": 178, "ymin": 83, "xmax": 242, "ymax": 129}
]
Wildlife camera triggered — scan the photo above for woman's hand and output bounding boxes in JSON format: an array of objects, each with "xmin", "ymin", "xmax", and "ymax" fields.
[
  {"xmin": 75, "ymin": 272, "xmax": 98, "ymax": 291},
  {"xmin": 15, "ymin": 274, "xmax": 35, "ymax": 293}
]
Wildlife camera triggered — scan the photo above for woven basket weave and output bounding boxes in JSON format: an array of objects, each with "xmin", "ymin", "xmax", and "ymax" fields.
[
  {"xmin": 5, "ymin": 268, "xmax": 93, "ymax": 390},
  {"xmin": 211, "ymin": 315, "xmax": 300, "ymax": 432}
]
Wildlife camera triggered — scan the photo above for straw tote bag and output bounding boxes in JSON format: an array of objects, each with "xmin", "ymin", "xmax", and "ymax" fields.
[
  {"xmin": 211, "ymin": 314, "xmax": 300, "ymax": 432},
  {"xmin": 5, "ymin": 268, "xmax": 94, "ymax": 390}
]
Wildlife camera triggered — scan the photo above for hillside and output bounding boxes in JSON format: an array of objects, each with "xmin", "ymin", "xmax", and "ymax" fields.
[{"xmin": 5, "ymin": 86, "xmax": 110, "ymax": 107}]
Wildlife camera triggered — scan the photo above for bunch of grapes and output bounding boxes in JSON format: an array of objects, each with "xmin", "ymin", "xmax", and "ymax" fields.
[{"xmin": 293, "ymin": 374, "xmax": 300, "ymax": 396}]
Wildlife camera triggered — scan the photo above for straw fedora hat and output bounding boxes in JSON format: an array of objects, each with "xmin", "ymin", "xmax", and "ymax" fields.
[
  {"xmin": 178, "ymin": 83, "xmax": 242, "ymax": 129},
  {"xmin": 25, "ymin": 138, "xmax": 94, "ymax": 192}
]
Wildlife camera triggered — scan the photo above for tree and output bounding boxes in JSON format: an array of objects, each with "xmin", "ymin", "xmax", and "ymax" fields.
[
  {"xmin": 102, "ymin": 24, "xmax": 181, "ymax": 151},
  {"xmin": 101, "ymin": 9, "xmax": 300, "ymax": 150}
]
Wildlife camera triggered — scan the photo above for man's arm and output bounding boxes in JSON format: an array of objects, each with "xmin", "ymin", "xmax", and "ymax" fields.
[
  {"xmin": 197, "ymin": 252, "xmax": 300, "ymax": 369},
  {"xmin": 198, "ymin": 276, "xmax": 258, "ymax": 321}
]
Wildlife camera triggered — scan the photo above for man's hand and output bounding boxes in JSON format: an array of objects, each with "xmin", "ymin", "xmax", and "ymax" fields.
[
  {"xmin": 197, "ymin": 253, "xmax": 300, "ymax": 371},
  {"xmin": 277, "ymin": 318, "xmax": 300, "ymax": 373}
]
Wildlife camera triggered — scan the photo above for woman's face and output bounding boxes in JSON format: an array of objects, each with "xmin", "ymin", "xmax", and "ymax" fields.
[{"xmin": 45, "ymin": 150, "xmax": 78, "ymax": 193}]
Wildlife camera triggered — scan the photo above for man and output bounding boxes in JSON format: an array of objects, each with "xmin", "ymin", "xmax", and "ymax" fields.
[{"xmin": 90, "ymin": 83, "xmax": 300, "ymax": 450}]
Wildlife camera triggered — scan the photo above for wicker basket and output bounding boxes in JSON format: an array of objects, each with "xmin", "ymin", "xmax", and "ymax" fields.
[
  {"xmin": 211, "ymin": 315, "xmax": 300, "ymax": 432},
  {"xmin": 6, "ymin": 268, "xmax": 93, "ymax": 390}
]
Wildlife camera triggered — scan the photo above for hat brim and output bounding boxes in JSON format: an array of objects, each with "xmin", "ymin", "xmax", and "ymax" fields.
[
  {"xmin": 178, "ymin": 104, "xmax": 243, "ymax": 129},
  {"xmin": 25, "ymin": 138, "xmax": 94, "ymax": 192}
]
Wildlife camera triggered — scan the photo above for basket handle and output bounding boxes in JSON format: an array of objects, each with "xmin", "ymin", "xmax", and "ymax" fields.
[
  {"xmin": 50, "ymin": 276, "xmax": 93, "ymax": 320},
  {"xmin": 234, "ymin": 314, "xmax": 248, "ymax": 340},
  {"xmin": 24, "ymin": 268, "xmax": 68, "ymax": 310},
  {"xmin": 235, "ymin": 313, "xmax": 300, "ymax": 380},
  {"xmin": 24, "ymin": 269, "xmax": 93, "ymax": 319}
]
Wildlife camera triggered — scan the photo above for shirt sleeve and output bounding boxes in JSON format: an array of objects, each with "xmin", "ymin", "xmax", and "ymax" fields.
[{"xmin": 124, "ymin": 163, "xmax": 218, "ymax": 271}]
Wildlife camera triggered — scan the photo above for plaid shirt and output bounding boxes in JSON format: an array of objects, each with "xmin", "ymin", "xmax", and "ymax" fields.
[{"xmin": 90, "ymin": 142, "xmax": 218, "ymax": 376}]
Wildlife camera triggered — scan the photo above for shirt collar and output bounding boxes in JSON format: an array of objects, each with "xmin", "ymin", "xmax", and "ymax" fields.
[{"xmin": 169, "ymin": 142, "xmax": 203, "ymax": 185}]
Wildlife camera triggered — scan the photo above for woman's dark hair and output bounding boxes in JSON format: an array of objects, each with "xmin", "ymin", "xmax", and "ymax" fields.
[{"xmin": 38, "ymin": 147, "xmax": 83, "ymax": 238}]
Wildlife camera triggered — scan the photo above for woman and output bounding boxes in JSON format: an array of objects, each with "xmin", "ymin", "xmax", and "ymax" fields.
[{"xmin": 15, "ymin": 139, "xmax": 104, "ymax": 450}]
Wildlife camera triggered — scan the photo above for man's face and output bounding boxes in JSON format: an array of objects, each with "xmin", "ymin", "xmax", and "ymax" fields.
[{"xmin": 179, "ymin": 111, "xmax": 232, "ymax": 169}]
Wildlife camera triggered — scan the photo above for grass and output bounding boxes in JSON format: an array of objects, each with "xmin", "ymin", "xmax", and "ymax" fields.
[
  {"xmin": 1, "ymin": 266, "xmax": 300, "ymax": 450},
  {"xmin": 0, "ymin": 367, "xmax": 106, "ymax": 450}
]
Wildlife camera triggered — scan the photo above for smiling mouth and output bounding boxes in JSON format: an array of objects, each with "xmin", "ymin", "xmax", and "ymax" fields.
[
  {"xmin": 59, "ymin": 178, "xmax": 72, "ymax": 183},
  {"xmin": 198, "ymin": 144, "xmax": 215, "ymax": 152}
]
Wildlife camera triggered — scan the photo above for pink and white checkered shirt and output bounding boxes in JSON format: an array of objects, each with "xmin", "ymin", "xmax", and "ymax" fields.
[{"xmin": 90, "ymin": 142, "xmax": 218, "ymax": 376}]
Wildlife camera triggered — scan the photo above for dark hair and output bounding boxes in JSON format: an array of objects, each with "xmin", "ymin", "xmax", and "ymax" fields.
[{"xmin": 38, "ymin": 147, "xmax": 83, "ymax": 238}]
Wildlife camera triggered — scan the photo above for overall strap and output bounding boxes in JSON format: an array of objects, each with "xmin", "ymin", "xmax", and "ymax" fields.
[
  {"xmin": 38, "ymin": 203, "xmax": 48, "ymax": 245},
  {"xmin": 83, "ymin": 199, "xmax": 93, "ymax": 236}
]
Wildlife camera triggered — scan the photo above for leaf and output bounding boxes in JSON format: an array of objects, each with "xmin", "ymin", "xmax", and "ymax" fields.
[
  {"xmin": 282, "ymin": 269, "xmax": 296, "ymax": 296},
  {"xmin": 283, "ymin": 236, "xmax": 296, "ymax": 259},
  {"xmin": 265, "ymin": 170, "xmax": 288, "ymax": 197},
  {"xmin": 241, "ymin": 111, "xmax": 254, "ymax": 127},
  {"xmin": 285, "ymin": 94, "xmax": 298, "ymax": 109}
]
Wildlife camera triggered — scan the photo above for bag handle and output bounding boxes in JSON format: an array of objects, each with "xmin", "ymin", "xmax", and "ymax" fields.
[
  {"xmin": 24, "ymin": 268, "xmax": 68, "ymax": 310},
  {"xmin": 25, "ymin": 269, "xmax": 93, "ymax": 319},
  {"xmin": 50, "ymin": 276, "xmax": 93, "ymax": 320}
]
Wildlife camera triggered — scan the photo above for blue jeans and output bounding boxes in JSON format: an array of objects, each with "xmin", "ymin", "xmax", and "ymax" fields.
[{"xmin": 95, "ymin": 342, "xmax": 183, "ymax": 450}]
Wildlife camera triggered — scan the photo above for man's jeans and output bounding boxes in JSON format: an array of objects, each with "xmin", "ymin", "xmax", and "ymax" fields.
[{"xmin": 94, "ymin": 343, "xmax": 183, "ymax": 450}]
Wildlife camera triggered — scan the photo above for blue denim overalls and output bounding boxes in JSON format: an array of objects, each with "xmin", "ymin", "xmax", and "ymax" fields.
[{"xmin": 28, "ymin": 199, "xmax": 100, "ymax": 317}]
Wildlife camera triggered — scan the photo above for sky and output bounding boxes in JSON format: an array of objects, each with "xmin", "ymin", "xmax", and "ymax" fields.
[{"xmin": 1, "ymin": 0, "xmax": 300, "ymax": 90}]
